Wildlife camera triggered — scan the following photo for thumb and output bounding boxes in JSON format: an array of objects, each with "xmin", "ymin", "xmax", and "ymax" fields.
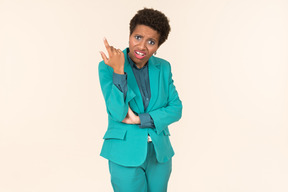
[{"xmin": 100, "ymin": 51, "xmax": 109, "ymax": 64}]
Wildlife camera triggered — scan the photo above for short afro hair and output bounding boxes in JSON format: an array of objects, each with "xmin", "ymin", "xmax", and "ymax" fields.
[{"xmin": 129, "ymin": 8, "xmax": 171, "ymax": 47}]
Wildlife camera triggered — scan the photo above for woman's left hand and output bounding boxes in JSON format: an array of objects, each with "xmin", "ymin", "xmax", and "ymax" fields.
[{"xmin": 122, "ymin": 107, "xmax": 140, "ymax": 124}]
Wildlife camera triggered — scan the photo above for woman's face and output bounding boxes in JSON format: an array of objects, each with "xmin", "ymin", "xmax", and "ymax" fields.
[{"xmin": 128, "ymin": 24, "xmax": 160, "ymax": 68}]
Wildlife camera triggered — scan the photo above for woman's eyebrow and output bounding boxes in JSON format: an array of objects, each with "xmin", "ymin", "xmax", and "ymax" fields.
[{"xmin": 148, "ymin": 37, "xmax": 157, "ymax": 42}]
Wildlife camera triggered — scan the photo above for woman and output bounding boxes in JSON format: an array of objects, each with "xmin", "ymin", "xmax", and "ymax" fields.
[{"xmin": 99, "ymin": 8, "xmax": 182, "ymax": 192}]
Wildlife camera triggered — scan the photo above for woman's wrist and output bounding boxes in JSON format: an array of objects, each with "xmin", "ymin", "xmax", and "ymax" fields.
[{"xmin": 114, "ymin": 68, "xmax": 124, "ymax": 74}]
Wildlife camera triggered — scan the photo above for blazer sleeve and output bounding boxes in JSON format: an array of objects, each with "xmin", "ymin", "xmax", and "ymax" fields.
[
  {"xmin": 148, "ymin": 63, "xmax": 182, "ymax": 134},
  {"xmin": 98, "ymin": 61, "xmax": 136, "ymax": 122}
]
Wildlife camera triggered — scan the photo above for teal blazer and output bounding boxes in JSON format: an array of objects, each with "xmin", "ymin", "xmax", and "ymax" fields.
[{"xmin": 99, "ymin": 48, "xmax": 182, "ymax": 166}]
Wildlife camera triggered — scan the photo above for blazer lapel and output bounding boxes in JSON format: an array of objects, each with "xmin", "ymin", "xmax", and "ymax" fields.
[{"xmin": 146, "ymin": 56, "xmax": 160, "ymax": 112}]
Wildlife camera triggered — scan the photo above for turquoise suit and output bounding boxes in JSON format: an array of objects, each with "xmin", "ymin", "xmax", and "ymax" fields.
[{"xmin": 99, "ymin": 48, "xmax": 182, "ymax": 167}]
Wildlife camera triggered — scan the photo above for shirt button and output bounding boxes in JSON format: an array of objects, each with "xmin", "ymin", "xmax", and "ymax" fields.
[{"xmin": 146, "ymin": 98, "xmax": 149, "ymax": 101}]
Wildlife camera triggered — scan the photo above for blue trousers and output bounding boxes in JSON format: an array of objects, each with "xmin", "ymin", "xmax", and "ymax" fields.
[{"xmin": 108, "ymin": 142, "xmax": 172, "ymax": 192}]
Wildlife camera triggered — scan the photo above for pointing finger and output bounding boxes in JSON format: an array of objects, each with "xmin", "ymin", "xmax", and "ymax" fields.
[{"xmin": 103, "ymin": 38, "xmax": 112, "ymax": 55}]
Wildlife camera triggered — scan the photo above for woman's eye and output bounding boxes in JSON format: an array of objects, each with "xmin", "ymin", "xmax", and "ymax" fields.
[
  {"xmin": 148, "ymin": 40, "xmax": 155, "ymax": 45},
  {"xmin": 135, "ymin": 35, "xmax": 141, "ymax": 40}
]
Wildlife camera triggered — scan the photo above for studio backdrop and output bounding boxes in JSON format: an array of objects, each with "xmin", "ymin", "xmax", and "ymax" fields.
[{"xmin": 0, "ymin": 0, "xmax": 288, "ymax": 191}]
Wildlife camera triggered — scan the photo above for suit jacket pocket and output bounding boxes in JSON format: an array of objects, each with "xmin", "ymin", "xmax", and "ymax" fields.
[{"xmin": 103, "ymin": 129, "xmax": 127, "ymax": 140}]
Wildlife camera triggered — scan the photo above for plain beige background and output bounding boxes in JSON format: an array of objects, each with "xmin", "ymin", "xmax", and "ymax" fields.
[{"xmin": 1, "ymin": 0, "xmax": 288, "ymax": 191}]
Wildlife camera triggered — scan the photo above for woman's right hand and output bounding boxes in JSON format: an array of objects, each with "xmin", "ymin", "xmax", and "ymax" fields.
[
  {"xmin": 122, "ymin": 107, "xmax": 140, "ymax": 125},
  {"xmin": 100, "ymin": 38, "xmax": 125, "ymax": 74}
]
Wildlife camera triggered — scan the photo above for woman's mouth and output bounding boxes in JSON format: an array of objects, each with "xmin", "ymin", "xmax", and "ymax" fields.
[{"xmin": 134, "ymin": 50, "xmax": 146, "ymax": 59}]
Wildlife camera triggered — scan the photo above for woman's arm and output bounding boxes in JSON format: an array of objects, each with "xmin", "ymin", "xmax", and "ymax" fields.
[
  {"xmin": 148, "ymin": 63, "xmax": 183, "ymax": 134},
  {"xmin": 99, "ymin": 39, "xmax": 136, "ymax": 122}
]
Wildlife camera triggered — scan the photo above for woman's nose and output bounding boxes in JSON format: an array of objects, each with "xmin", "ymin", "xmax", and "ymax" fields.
[{"xmin": 138, "ymin": 41, "xmax": 146, "ymax": 50}]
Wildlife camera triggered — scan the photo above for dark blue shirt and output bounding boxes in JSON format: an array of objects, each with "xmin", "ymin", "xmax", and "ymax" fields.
[
  {"xmin": 112, "ymin": 52, "xmax": 155, "ymax": 128},
  {"xmin": 127, "ymin": 55, "xmax": 151, "ymax": 110}
]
